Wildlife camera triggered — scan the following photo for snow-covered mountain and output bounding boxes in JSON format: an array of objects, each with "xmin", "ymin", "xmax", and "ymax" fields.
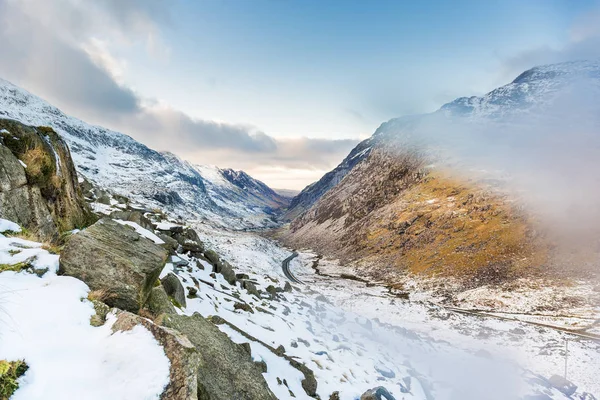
[
  {"xmin": 286, "ymin": 60, "xmax": 600, "ymax": 218},
  {"xmin": 0, "ymin": 78, "xmax": 287, "ymax": 229}
]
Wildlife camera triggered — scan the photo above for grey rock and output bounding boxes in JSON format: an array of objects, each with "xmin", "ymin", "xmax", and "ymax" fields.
[
  {"xmin": 59, "ymin": 218, "xmax": 167, "ymax": 312},
  {"xmin": 110, "ymin": 210, "xmax": 154, "ymax": 231},
  {"xmin": 159, "ymin": 313, "xmax": 276, "ymax": 400},
  {"xmin": 204, "ymin": 249, "xmax": 220, "ymax": 266},
  {"xmin": 360, "ymin": 386, "xmax": 396, "ymax": 400},
  {"xmin": 241, "ymin": 280, "xmax": 260, "ymax": 297},
  {"xmin": 284, "ymin": 282, "xmax": 293, "ymax": 292},
  {"xmin": 217, "ymin": 260, "xmax": 236, "ymax": 285},
  {"xmin": 146, "ymin": 286, "xmax": 177, "ymax": 316},
  {"xmin": 162, "ymin": 272, "xmax": 187, "ymax": 308},
  {"xmin": 113, "ymin": 311, "xmax": 199, "ymax": 400},
  {"xmin": 158, "ymin": 233, "xmax": 179, "ymax": 255}
]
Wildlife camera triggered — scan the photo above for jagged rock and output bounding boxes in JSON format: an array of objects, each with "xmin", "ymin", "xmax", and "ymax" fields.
[
  {"xmin": 234, "ymin": 302, "xmax": 254, "ymax": 313},
  {"xmin": 112, "ymin": 311, "xmax": 200, "ymax": 400},
  {"xmin": 548, "ymin": 375, "xmax": 577, "ymax": 396},
  {"xmin": 59, "ymin": 218, "xmax": 168, "ymax": 312},
  {"xmin": 146, "ymin": 286, "xmax": 177, "ymax": 316},
  {"xmin": 360, "ymin": 386, "xmax": 396, "ymax": 400},
  {"xmin": 204, "ymin": 249, "xmax": 220, "ymax": 266},
  {"xmin": 329, "ymin": 392, "xmax": 341, "ymax": 400},
  {"xmin": 284, "ymin": 282, "xmax": 293, "ymax": 292},
  {"xmin": 254, "ymin": 360, "xmax": 267, "ymax": 373},
  {"xmin": 159, "ymin": 313, "xmax": 276, "ymax": 400},
  {"xmin": 241, "ymin": 280, "xmax": 260, "ymax": 297},
  {"xmin": 159, "ymin": 234, "xmax": 179, "ymax": 255},
  {"xmin": 89, "ymin": 300, "xmax": 110, "ymax": 327},
  {"xmin": 0, "ymin": 120, "xmax": 95, "ymax": 239},
  {"xmin": 172, "ymin": 229, "xmax": 205, "ymax": 256},
  {"xmin": 110, "ymin": 210, "xmax": 154, "ymax": 231},
  {"xmin": 187, "ymin": 286, "xmax": 198, "ymax": 298},
  {"xmin": 162, "ymin": 272, "xmax": 187, "ymax": 308},
  {"xmin": 215, "ymin": 260, "xmax": 236, "ymax": 285}
]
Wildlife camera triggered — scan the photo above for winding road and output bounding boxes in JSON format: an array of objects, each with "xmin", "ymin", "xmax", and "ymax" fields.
[{"xmin": 281, "ymin": 252, "xmax": 303, "ymax": 284}]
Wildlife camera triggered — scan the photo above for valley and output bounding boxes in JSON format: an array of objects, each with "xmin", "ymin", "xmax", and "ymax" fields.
[{"xmin": 1, "ymin": 60, "xmax": 599, "ymax": 400}]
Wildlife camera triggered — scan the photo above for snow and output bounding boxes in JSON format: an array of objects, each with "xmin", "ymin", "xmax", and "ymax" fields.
[
  {"xmin": 18, "ymin": 159, "xmax": 27, "ymax": 168},
  {"xmin": 0, "ymin": 218, "xmax": 21, "ymax": 233},
  {"xmin": 0, "ymin": 227, "xmax": 170, "ymax": 399},
  {"xmin": 114, "ymin": 219, "xmax": 164, "ymax": 244}
]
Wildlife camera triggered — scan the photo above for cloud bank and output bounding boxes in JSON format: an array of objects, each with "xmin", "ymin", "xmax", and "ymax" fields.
[{"xmin": 0, "ymin": 0, "xmax": 359, "ymax": 189}]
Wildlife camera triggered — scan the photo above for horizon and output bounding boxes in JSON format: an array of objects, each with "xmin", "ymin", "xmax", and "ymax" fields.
[{"xmin": 1, "ymin": 0, "xmax": 599, "ymax": 190}]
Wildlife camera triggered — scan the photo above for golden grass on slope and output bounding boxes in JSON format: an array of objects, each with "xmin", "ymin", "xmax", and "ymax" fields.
[{"xmin": 360, "ymin": 171, "xmax": 547, "ymax": 282}]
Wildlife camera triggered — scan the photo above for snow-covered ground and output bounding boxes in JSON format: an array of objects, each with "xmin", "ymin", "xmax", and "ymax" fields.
[
  {"xmin": 187, "ymin": 223, "xmax": 599, "ymax": 399},
  {"xmin": 0, "ymin": 220, "xmax": 170, "ymax": 400}
]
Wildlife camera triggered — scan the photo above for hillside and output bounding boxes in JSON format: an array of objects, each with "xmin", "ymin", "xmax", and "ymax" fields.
[
  {"xmin": 0, "ymin": 78, "xmax": 287, "ymax": 230},
  {"xmin": 280, "ymin": 60, "xmax": 600, "ymax": 286}
]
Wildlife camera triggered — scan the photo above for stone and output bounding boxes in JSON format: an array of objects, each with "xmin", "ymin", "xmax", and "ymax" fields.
[
  {"xmin": 0, "ymin": 120, "xmax": 95, "ymax": 240},
  {"xmin": 89, "ymin": 300, "xmax": 110, "ymax": 327},
  {"xmin": 204, "ymin": 249, "xmax": 220, "ymax": 266},
  {"xmin": 284, "ymin": 282, "xmax": 293, "ymax": 292},
  {"xmin": 172, "ymin": 229, "xmax": 205, "ymax": 255},
  {"xmin": 59, "ymin": 218, "xmax": 167, "ymax": 312},
  {"xmin": 159, "ymin": 313, "xmax": 276, "ymax": 400},
  {"xmin": 216, "ymin": 260, "xmax": 236, "ymax": 285},
  {"xmin": 548, "ymin": 375, "xmax": 577, "ymax": 396},
  {"xmin": 234, "ymin": 302, "xmax": 254, "ymax": 313},
  {"xmin": 146, "ymin": 286, "xmax": 177, "ymax": 316},
  {"xmin": 329, "ymin": 392, "xmax": 341, "ymax": 400},
  {"xmin": 162, "ymin": 272, "xmax": 187, "ymax": 308},
  {"xmin": 159, "ymin": 233, "xmax": 180, "ymax": 255},
  {"xmin": 241, "ymin": 280, "xmax": 260, "ymax": 297},
  {"xmin": 360, "ymin": 386, "xmax": 396, "ymax": 400},
  {"xmin": 110, "ymin": 210, "xmax": 154, "ymax": 231},
  {"xmin": 112, "ymin": 311, "xmax": 199, "ymax": 400},
  {"xmin": 187, "ymin": 286, "xmax": 198, "ymax": 298}
]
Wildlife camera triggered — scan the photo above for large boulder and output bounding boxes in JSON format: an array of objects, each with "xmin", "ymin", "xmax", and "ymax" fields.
[
  {"xmin": 162, "ymin": 272, "xmax": 187, "ymax": 308},
  {"xmin": 172, "ymin": 228, "xmax": 205, "ymax": 256},
  {"xmin": 215, "ymin": 260, "xmax": 236, "ymax": 285},
  {"xmin": 112, "ymin": 311, "xmax": 200, "ymax": 400},
  {"xmin": 159, "ymin": 313, "xmax": 276, "ymax": 400},
  {"xmin": 59, "ymin": 218, "xmax": 168, "ymax": 312},
  {"xmin": 0, "ymin": 119, "xmax": 95, "ymax": 240}
]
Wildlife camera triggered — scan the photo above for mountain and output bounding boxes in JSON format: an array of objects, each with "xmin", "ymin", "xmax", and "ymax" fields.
[
  {"xmin": 281, "ymin": 60, "xmax": 600, "ymax": 285},
  {"xmin": 0, "ymin": 78, "xmax": 287, "ymax": 229},
  {"xmin": 285, "ymin": 60, "xmax": 600, "ymax": 220}
]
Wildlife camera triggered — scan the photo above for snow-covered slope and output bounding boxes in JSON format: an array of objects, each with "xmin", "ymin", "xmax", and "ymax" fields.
[{"xmin": 0, "ymin": 78, "xmax": 287, "ymax": 229}]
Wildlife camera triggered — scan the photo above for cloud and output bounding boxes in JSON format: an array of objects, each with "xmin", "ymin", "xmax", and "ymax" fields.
[
  {"xmin": 501, "ymin": 9, "xmax": 600, "ymax": 78},
  {"xmin": 0, "ymin": 0, "xmax": 359, "ymax": 188}
]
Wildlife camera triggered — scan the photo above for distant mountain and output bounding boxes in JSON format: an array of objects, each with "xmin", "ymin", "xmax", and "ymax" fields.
[
  {"xmin": 286, "ymin": 60, "xmax": 600, "ymax": 219},
  {"xmin": 0, "ymin": 78, "xmax": 287, "ymax": 229},
  {"xmin": 281, "ymin": 60, "xmax": 600, "ymax": 284}
]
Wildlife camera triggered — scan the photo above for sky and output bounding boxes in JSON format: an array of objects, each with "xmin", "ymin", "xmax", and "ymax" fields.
[{"xmin": 0, "ymin": 0, "xmax": 599, "ymax": 190}]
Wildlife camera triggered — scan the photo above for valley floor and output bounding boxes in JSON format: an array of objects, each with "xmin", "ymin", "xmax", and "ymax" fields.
[{"xmin": 194, "ymin": 224, "xmax": 600, "ymax": 399}]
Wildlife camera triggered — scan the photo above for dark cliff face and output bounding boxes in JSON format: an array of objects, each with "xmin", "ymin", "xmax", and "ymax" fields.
[
  {"xmin": 221, "ymin": 168, "xmax": 289, "ymax": 209},
  {"xmin": 0, "ymin": 119, "xmax": 95, "ymax": 239}
]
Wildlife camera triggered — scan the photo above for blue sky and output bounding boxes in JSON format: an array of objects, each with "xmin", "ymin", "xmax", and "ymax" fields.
[{"xmin": 0, "ymin": 0, "xmax": 599, "ymax": 188}]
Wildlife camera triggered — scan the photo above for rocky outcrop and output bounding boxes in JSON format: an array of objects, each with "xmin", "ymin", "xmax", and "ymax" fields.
[
  {"xmin": 59, "ymin": 218, "xmax": 168, "ymax": 312},
  {"xmin": 110, "ymin": 210, "xmax": 154, "ymax": 231},
  {"xmin": 112, "ymin": 311, "xmax": 200, "ymax": 400},
  {"xmin": 159, "ymin": 313, "xmax": 276, "ymax": 400},
  {"xmin": 162, "ymin": 272, "xmax": 187, "ymax": 308},
  {"xmin": 0, "ymin": 119, "xmax": 94, "ymax": 240}
]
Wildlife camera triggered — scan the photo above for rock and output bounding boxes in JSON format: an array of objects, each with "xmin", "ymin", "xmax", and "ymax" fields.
[
  {"xmin": 172, "ymin": 229, "xmax": 205, "ymax": 256},
  {"xmin": 266, "ymin": 285, "xmax": 278, "ymax": 297},
  {"xmin": 162, "ymin": 273, "xmax": 187, "ymax": 308},
  {"xmin": 59, "ymin": 218, "xmax": 167, "ymax": 312},
  {"xmin": 0, "ymin": 120, "xmax": 96, "ymax": 240},
  {"xmin": 329, "ymin": 392, "xmax": 341, "ymax": 400},
  {"xmin": 254, "ymin": 360, "xmax": 268, "ymax": 373},
  {"xmin": 112, "ymin": 311, "xmax": 199, "ymax": 400},
  {"xmin": 110, "ymin": 210, "xmax": 154, "ymax": 231},
  {"xmin": 204, "ymin": 249, "xmax": 220, "ymax": 266},
  {"xmin": 89, "ymin": 300, "xmax": 110, "ymax": 327},
  {"xmin": 284, "ymin": 282, "xmax": 293, "ymax": 292},
  {"xmin": 548, "ymin": 375, "xmax": 577, "ymax": 396},
  {"xmin": 236, "ymin": 273, "xmax": 250, "ymax": 280},
  {"xmin": 275, "ymin": 345, "xmax": 286, "ymax": 356},
  {"xmin": 146, "ymin": 286, "xmax": 177, "ymax": 316},
  {"xmin": 234, "ymin": 302, "xmax": 254, "ymax": 313},
  {"xmin": 159, "ymin": 313, "xmax": 276, "ymax": 400},
  {"xmin": 159, "ymin": 233, "xmax": 179, "ymax": 254},
  {"xmin": 171, "ymin": 256, "xmax": 190, "ymax": 268},
  {"xmin": 187, "ymin": 286, "xmax": 198, "ymax": 298},
  {"xmin": 216, "ymin": 260, "xmax": 236, "ymax": 285},
  {"xmin": 241, "ymin": 280, "xmax": 260, "ymax": 297},
  {"xmin": 360, "ymin": 386, "xmax": 396, "ymax": 400}
]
